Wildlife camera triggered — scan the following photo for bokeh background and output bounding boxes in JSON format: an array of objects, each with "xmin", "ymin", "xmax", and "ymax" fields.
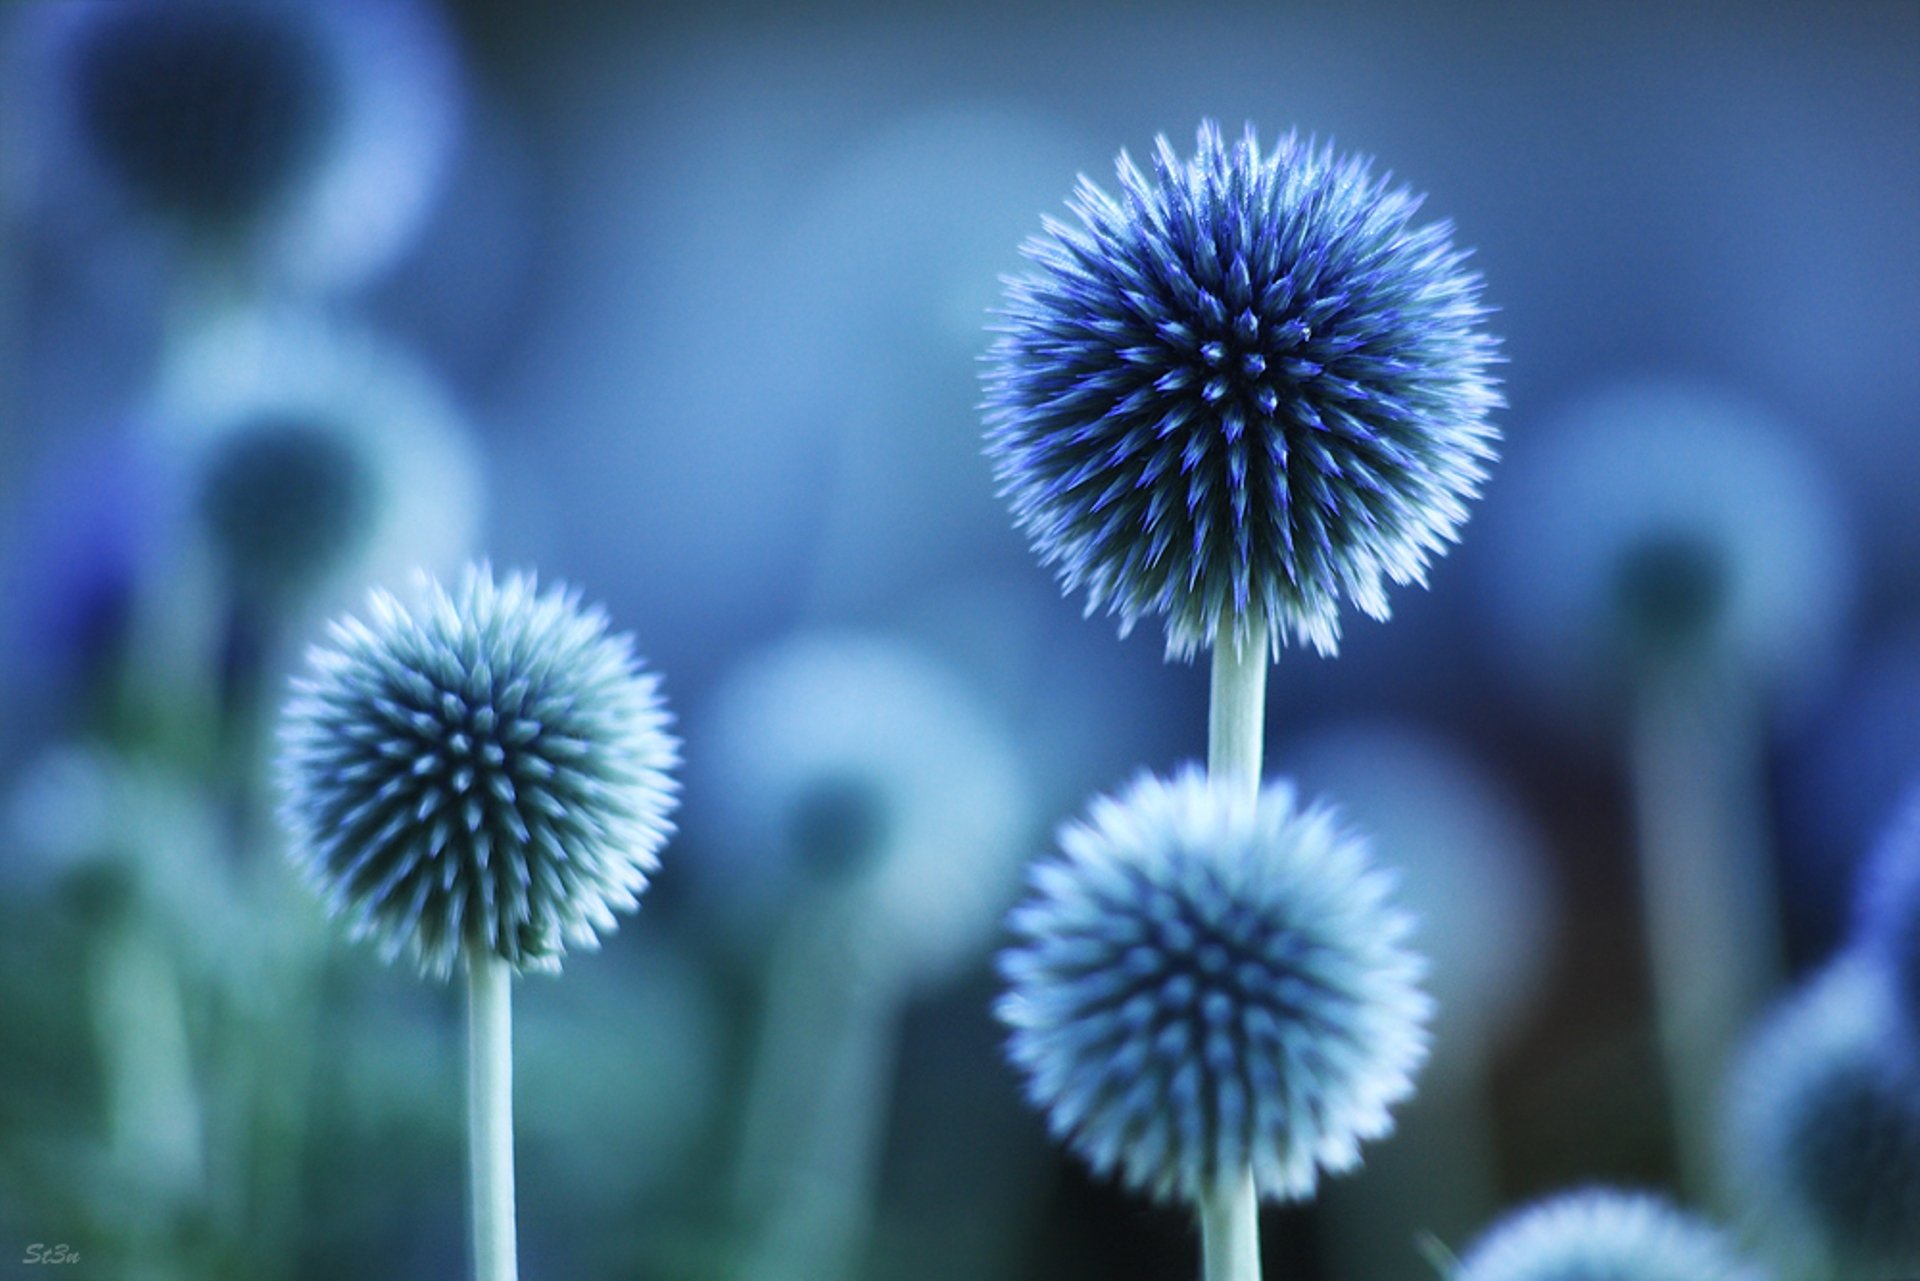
[{"xmin": 3, "ymin": 1, "xmax": 1919, "ymax": 1278}]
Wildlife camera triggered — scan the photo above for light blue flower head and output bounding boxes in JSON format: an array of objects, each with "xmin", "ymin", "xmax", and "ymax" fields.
[
  {"xmin": 1283, "ymin": 721, "xmax": 1556, "ymax": 1068},
  {"xmin": 164, "ymin": 311, "xmax": 483, "ymax": 605},
  {"xmin": 698, "ymin": 631, "xmax": 1033, "ymax": 984},
  {"xmin": 1455, "ymin": 1188, "xmax": 1766, "ymax": 1281},
  {"xmin": 997, "ymin": 766, "xmax": 1431, "ymax": 1203},
  {"xmin": 278, "ymin": 564, "xmax": 679, "ymax": 978},
  {"xmin": 984, "ymin": 120, "xmax": 1500, "ymax": 659},
  {"xmin": 1723, "ymin": 959, "xmax": 1920, "ymax": 1278},
  {"xmin": 1484, "ymin": 379, "xmax": 1853, "ymax": 712}
]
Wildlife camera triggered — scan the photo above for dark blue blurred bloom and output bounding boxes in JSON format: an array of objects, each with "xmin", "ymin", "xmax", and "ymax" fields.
[
  {"xmin": 997, "ymin": 766, "xmax": 1430, "ymax": 1203},
  {"xmin": 278, "ymin": 565, "xmax": 679, "ymax": 978},
  {"xmin": 985, "ymin": 120, "xmax": 1500, "ymax": 658},
  {"xmin": 1723, "ymin": 960, "xmax": 1920, "ymax": 1277},
  {"xmin": 19, "ymin": 0, "xmax": 462, "ymax": 289},
  {"xmin": 1455, "ymin": 1187, "xmax": 1765, "ymax": 1281},
  {"xmin": 68, "ymin": 0, "xmax": 337, "ymax": 231}
]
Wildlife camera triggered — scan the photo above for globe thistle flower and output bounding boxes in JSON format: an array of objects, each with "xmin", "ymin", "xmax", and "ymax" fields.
[
  {"xmin": 1282, "ymin": 722, "xmax": 1555, "ymax": 1068},
  {"xmin": 1454, "ymin": 1188, "xmax": 1766, "ymax": 1281},
  {"xmin": 697, "ymin": 631, "xmax": 1033, "ymax": 984},
  {"xmin": 984, "ymin": 120, "xmax": 1500, "ymax": 659},
  {"xmin": 1724, "ymin": 960, "xmax": 1920, "ymax": 1277},
  {"xmin": 1482, "ymin": 379, "xmax": 1853, "ymax": 714},
  {"xmin": 997, "ymin": 766, "xmax": 1431, "ymax": 1203},
  {"xmin": 163, "ymin": 311, "xmax": 482, "ymax": 606},
  {"xmin": 277, "ymin": 564, "xmax": 679, "ymax": 978},
  {"xmin": 13, "ymin": 0, "xmax": 460, "ymax": 290}
]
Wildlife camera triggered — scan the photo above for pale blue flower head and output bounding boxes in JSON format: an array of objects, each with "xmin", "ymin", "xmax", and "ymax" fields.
[
  {"xmin": 278, "ymin": 564, "xmax": 679, "ymax": 978},
  {"xmin": 163, "ymin": 311, "xmax": 482, "ymax": 606},
  {"xmin": 1455, "ymin": 1188, "xmax": 1766, "ymax": 1281},
  {"xmin": 1723, "ymin": 959, "xmax": 1920, "ymax": 1277},
  {"xmin": 1283, "ymin": 721, "xmax": 1556, "ymax": 1069},
  {"xmin": 1484, "ymin": 379, "xmax": 1853, "ymax": 714},
  {"xmin": 698, "ymin": 632, "xmax": 1033, "ymax": 984},
  {"xmin": 985, "ymin": 120, "xmax": 1500, "ymax": 659},
  {"xmin": 997, "ymin": 766, "xmax": 1431, "ymax": 1204}
]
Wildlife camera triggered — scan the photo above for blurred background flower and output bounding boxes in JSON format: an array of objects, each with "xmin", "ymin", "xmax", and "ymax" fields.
[{"xmin": 3, "ymin": 2, "xmax": 1918, "ymax": 1279}]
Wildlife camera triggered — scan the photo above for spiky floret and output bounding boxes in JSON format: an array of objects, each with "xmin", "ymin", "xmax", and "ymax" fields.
[
  {"xmin": 278, "ymin": 564, "xmax": 678, "ymax": 978},
  {"xmin": 1723, "ymin": 960, "xmax": 1920, "ymax": 1277},
  {"xmin": 984, "ymin": 120, "xmax": 1500, "ymax": 658},
  {"xmin": 997, "ymin": 767, "xmax": 1430, "ymax": 1203},
  {"xmin": 1455, "ymin": 1188, "xmax": 1765, "ymax": 1281}
]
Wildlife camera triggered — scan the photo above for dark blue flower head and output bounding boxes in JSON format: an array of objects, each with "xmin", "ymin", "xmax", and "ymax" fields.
[
  {"xmin": 997, "ymin": 766, "xmax": 1430, "ymax": 1204},
  {"xmin": 1455, "ymin": 1188, "xmax": 1766, "ymax": 1281},
  {"xmin": 278, "ymin": 564, "xmax": 679, "ymax": 978},
  {"xmin": 19, "ymin": 0, "xmax": 462, "ymax": 288},
  {"xmin": 1724, "ymin": 960, "xmax": 1920, "ymax": 1277},
  {"xmin": 985, "ymin": 121, "xmax": 1500, "ymax": 658}
]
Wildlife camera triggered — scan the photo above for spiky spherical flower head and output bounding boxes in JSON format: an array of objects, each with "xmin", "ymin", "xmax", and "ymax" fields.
[
  {"xmin": 985, "ymin": 121, "xmax": 1500, "ymax": 658},
  {"xmin": 1283, "ymin": 722, "xmax": 1556, "ymax": 1065},
  {"xmin": 278, "ymin": 564, "xmax": 679, "ymax": 978},
  {"xmin": 1723, "ymin": 960, "xmax": 1920, "ymax": 1276},
  {"xmin": 1454, "ymin": 1188, "xmax": 1767, "ymax": 1281},
  {"xmin": 997, "ymin": 767, "xmax": 1430, "ymax": 1204}
]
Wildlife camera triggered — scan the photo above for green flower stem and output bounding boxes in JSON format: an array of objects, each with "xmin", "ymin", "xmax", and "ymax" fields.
[
  {"xmin": 1628, "ymin": 671, "xmax": 1783, "ymax": 1207},
  {"xmin": 1208, "ymin": 620, "xmax": 1269, "ymax": 801},
  {"xmin": 1201, "ymin": 1167, "xmax": 1262, "ymax": 1281},
  {"xmin": 1202, "ymin": 615, "xmax": 1269, "ymax": 1281},
  {"xmin": 734, "ymin": 895, "xmax": 900, "ymax": 1281},
  {"xmin": 466, "ymin": 953, "xmax": 519, "ymax": 1281}
]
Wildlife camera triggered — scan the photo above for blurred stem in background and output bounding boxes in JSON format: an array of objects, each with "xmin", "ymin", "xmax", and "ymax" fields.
[
  {"xmin": 90, "ymin": 901, "xmax": 203, "ymax": 1281},
  {"xmin": 1628, "ymin": 668, "xmax": 1782, "ymax": 1206},
  {"xmin": 733, "ymin": 893, "xmax": 903, "ymax": 1281},
  {"xmin": 1201, "ymin": 618, "xmax": 1269, "ymax": 1281}
]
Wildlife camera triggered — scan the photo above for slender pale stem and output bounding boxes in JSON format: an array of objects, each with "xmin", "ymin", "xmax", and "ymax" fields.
[
  {"xmin": 1628, "ymin": 672, "xmax": 1782, "ymax": 1208},
  {"xmin": 1208, "ymin": 618, "xmax": 1269, "ymax": 799},
  {"xmin": 1202, "ymin": 614, "xmax": 1269, "ymax": 1281},
  {"xmin": 1200, "ymin": 1168, "xmax": 1262, "ymax": 1281},
  {"xmin": 466, "ymin": 953, "xmax": 519, "ymax": 1281}
]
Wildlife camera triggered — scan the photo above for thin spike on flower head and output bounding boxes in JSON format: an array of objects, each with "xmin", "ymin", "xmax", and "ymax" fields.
[
  {"xmin": 277, "ymin": 563, "xmax": 679, "ymax": 978},
  {"xmin": 1454, "ymin": 1187, "xmax": 1767, "ymax": 1281},
  {"xmin": 984, "ymin": 121, "xmax": 1500, "ymax": 658},
  {"xmin": 997, "ymin": 766, "xmax": 1430, "ymax": 1204}
]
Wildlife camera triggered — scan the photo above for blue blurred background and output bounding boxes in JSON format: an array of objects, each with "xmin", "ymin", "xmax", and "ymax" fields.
[{"xmin": 2, "ymin": 1, "xmax": 1918, "ymax": 1278}]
